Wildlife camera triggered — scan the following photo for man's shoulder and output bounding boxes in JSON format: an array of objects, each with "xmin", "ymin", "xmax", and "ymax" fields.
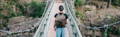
[
  {"xmin": 54, "ymin": 13, "xmax": 68, "ymax": 17},
  {"xmin": 54, "ymin": 13, "xmax": 58, "ymax": 17},
  {"xmin": 63, "ymin": 13, "xmax": 68, "ymax": 19},
  {"xmin": 63, "ymin": 13, "xmax": 67, "ymax": 16}
]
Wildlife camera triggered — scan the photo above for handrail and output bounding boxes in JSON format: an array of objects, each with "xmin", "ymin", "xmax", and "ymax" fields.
[
  {"xmin": 64, "ymin": 0, "xmax": 83, "ymax": 37},
  {"xmin": 33, "ymin": 0, "xmax": 54, "ymax": 37},
  {"xmin": 43, "ymin": 0, "xmax": 55, "ymax": 37}
]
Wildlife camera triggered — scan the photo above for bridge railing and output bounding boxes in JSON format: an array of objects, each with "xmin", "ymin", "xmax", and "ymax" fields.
[
  {"xmin": 33, "ymin": 0, "xmax": 54, "ymax": 37},
  {"xmin": 64, "ymin": 0, "xmax": 83, "ymax": 37}
]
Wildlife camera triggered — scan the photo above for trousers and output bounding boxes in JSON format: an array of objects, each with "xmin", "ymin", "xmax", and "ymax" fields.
[{"xmin": 56, "ymin": 27, "xmax": 65, "ymax": 37}]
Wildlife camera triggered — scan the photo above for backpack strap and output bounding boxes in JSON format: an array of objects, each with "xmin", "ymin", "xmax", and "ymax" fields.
[
  {"xmin": 54, "ymin": 13, "xmax": 58, "ymax": 18},
  {"xmin": 54, "ymin": 13, "xmax": 68, "ymax": 19},
  {"xmin": 64, "ymin": 14, "xmax": 68, "ymax": 19}
]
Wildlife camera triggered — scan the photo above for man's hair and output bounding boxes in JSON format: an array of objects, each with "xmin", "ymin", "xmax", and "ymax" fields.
[{"xmin": 59, "ymin": 5, "xmax": 64, "ymax": 11}]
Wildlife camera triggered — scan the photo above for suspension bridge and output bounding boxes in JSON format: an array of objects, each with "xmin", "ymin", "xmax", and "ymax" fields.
[
  {"xmin": 0, "ymin": 0, "xmax": 120, "ymax": 37},
  {"xmin": 33, "ymin": 0, "xmax": 83, "ymax": 37}
]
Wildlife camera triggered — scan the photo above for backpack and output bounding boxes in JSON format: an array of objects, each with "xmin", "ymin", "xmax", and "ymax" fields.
[{"xmin": 54, "ymin": 13, "xmax": 68, "ymax": 27}]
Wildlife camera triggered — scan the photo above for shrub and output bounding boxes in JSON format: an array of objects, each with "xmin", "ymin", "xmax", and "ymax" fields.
[
  {"xmin": 112, "ymin": 0, "xmax": 120, "ymax": 6},
  {"xmin": 28, "ymin": 1, "xmax": 46, "ymax": 18},
  {"xmin": 75, "ymin": 0, "xmax": 85, "ymax": 7},
  {"xmin": 108, "ymin": 26, "xmax": 120, "ymax": 35},
  {"xmin": 75, "ymin": 10, "xmax": 86, "ymax": 20}
]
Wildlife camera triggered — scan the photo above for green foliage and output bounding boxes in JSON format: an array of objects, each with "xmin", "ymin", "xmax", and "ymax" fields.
[
  {"xmin": 75, "ymin": 10, "xmax": 86, "ymax": 20},
  {"xmin": 0, "ymin": 24, "xmax": 4, "ymax": 28},
  {"xmin": 0, "ymin": 13, "xmax": 8, "ymax": 29},
  {"xmin": 0, "ymin": 0, "xmax": 46, "ymax": 28},
  {"xmin": 0, "ymin": 8, "xmax": 3, "ymax": 11},
  {"xmin": 75, "ymin": 0, "xmax": 85, "ymax": 7},
  {"xmin": 103, "ymin": 28, "xmax": 109, "ymax": 37},
  {"xmin": 29, "ymin": 1, "xmax": 46, "ymax": 18},
  {"xmin": 0, "ymin": 0, "xmax": 20, "ymax": 18},
  {"xmin": 0, "ymin": 0, "xmax": 46, "ymax": 29},
  {"xmin": 1, "ymin": 1, "xmax": 46, "ymax": 18},
  {"xmin": 102, "ymin": 16, "xmax": 120, "ymax": 36},
  {"xmin": 108, "ymin": 26, "xmax": 120, "ymax": 35},
  {"xmin": 110, "ymin": 16, "xmax": 120, "ymax": 24},
  {"xmin": 0, "ymin": 13, "xmax": 4, "ymax": 18},
  {"xmin": 112, "ymin": 0, "xmax": 120, "ymax": 6},
  {"xmin": 102, "ymin": 26, "xmax": 120, "ymax": 37},
  {"xmin": 0, "ymin": 13, "xmax": 9, "ymax": 19}
]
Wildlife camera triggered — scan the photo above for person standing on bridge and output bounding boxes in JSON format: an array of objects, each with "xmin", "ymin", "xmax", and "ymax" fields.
[{"xmin": 54, "ymin": 5, "xmax": 68, "ymax": 37}]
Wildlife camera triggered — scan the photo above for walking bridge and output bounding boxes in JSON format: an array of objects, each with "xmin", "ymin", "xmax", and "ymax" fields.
[{"xmin": 34, "ymin": 0, "xmax": 82, "ymax": 37}]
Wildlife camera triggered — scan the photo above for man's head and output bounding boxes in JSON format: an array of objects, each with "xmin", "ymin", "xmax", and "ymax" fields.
[{"xmin": 59, "ymin": 5, "xmax": 64, "ymax": 12}]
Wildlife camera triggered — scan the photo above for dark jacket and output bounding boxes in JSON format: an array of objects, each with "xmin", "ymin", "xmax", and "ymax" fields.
[{"xmin": 54, "ymin": 13, "xmax": 68, "ymax": 28}]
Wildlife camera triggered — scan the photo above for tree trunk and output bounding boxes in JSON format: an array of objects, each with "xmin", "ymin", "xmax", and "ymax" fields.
[{"xmin": 107, "ymin": 0, "xmax": 111, "ymax": 8}]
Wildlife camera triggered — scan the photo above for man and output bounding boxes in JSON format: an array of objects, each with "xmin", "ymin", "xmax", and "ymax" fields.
[{"xmin": 54, "ymin": 5, "xmax": 68, "ymax": 37}]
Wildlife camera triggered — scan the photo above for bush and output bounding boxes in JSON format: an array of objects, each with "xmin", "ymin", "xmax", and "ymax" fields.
[
  {"xmin": 112, "ymin": 0, "xmax": 120, "ymax": 6},
  {"xmin": 108, "ymin": 26, "xmax": 120, "ymax": 35},
  {"xmin": 75, "ymin": 10, "xmax": 86, "ymax": 20},
  {"xmin": 75, "ymin": 0, "xmax": 85, "ymax": 7},
  {"xmin": 0, "ymin": 8, "xmax": 3, "ymax": 11},
  {"xmin": 28, "ymin": 1, "xmax": 46, "ymax": 18},
  {"xmin": 0, "ymin": 13, "xmax": 9, "ymax": 29},
  {"xmin": 11, "ymin": 1, "xmax": 46, "ymax": 18}
]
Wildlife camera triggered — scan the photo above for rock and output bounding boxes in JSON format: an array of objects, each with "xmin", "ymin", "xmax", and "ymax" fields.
[
  {"xmin": 0, "ymin": 10, "xmax": 9, "ymax": 16},
  {"xmin": 83, "ymin": 5, "xmax": 96, "ymax": 11},
  {"xmin": 95, "ymin": 30, "xmax": 102, "ymax": 37},
  {"xmin": 18, "ymin": 0, "xmax": 32, "ymax": 4},
  {"xmin": 84, "ymin": 5, "xmax": 98, "ymax": 25},
  {"xmin": 109, "ymin": 34, "xmax": 119, "ymax": 37},
  {"xmin": 83, "ymin": 8, "xmax": 120, "ymax": 25},
  {"xmin": 8, "ymin": 17, "xmax": 39, "ymax": 32},
  {"xmin": 0, "ymin": 18, "xmax": 7, "ymax": 25},
  {"xmin": 8, "ymin": 16, "xmax": 26, "ymax": 25},
  {"xmin": 0, "ymin": 32, "xmax": 7, "ymax": 37}
]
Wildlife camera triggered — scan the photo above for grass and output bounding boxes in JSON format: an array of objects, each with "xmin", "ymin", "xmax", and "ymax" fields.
[
  {"xmin": 75, "ymin": 10, "xmax": 86, "ymax": 20},
  {"xmin": 75, "ymin": 0, "xmax": 85, "ymax": 7},
  {"xmin": 28, "ymin": 1, "xmax": 46, "ymax": 18}
]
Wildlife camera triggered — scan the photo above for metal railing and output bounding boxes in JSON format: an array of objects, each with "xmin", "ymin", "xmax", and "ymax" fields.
[
  {"xmin": 64, "ymin": 0, "xmax": 83, "ymax": 37},
  {"xmin": 64, "ymin": 0, "xmax": 120, "ymax": 37},
  {"xmin": 33, "ymin": 0, "xmax": 55, "ymax": 37}
]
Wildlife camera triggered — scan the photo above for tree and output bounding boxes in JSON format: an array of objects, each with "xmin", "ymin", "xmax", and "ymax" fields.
[
  {"xmin": 112, "ymin": 0, "xmax": 120, "ymax": 6},
  {"xmin": 107, "ymin": 0, "xmax": 112, "ymax": 8}
]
